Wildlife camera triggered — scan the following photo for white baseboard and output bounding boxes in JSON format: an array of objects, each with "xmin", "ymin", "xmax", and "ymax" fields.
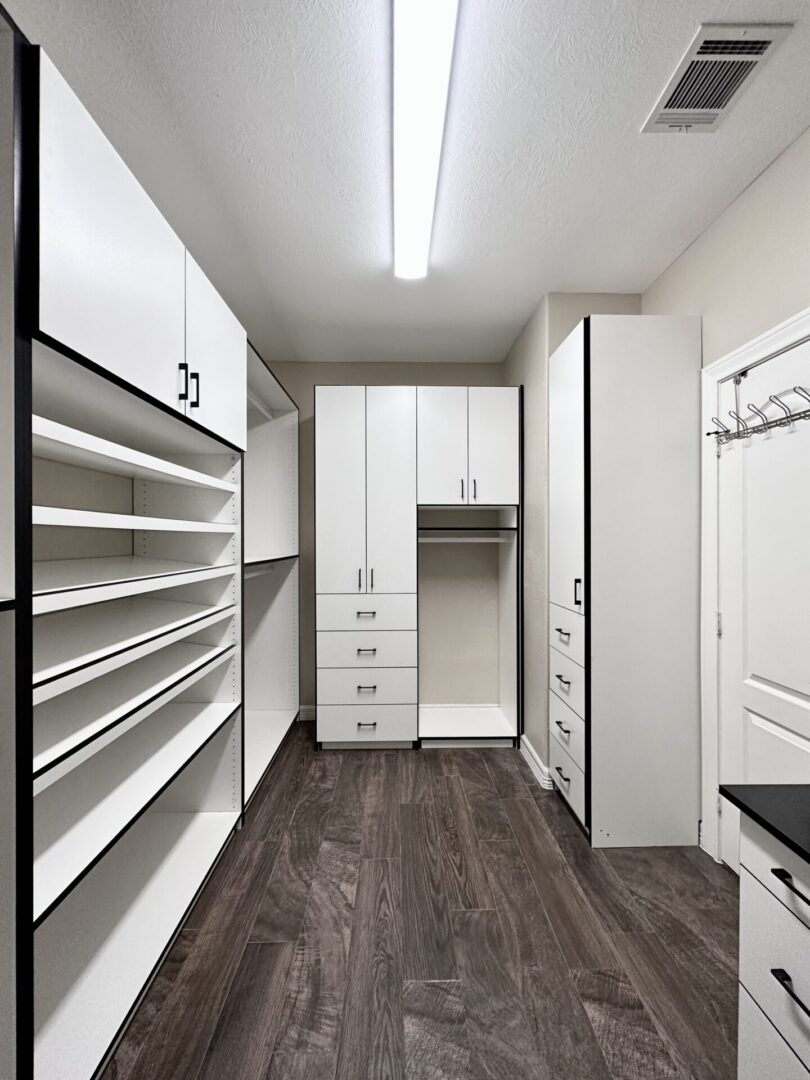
[
  {"xmin": 520, "ymin": 734, "xmax": 554, "ymax": 789},
  {"xmin": 299, "ymin": 705, "xmax": 316, "ymax": 722}
]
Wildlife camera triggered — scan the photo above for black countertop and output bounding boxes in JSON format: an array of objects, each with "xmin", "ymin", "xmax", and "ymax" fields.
[{"xmin": 720, "ymin": 784, "xmax": 810, "ymax": 864}]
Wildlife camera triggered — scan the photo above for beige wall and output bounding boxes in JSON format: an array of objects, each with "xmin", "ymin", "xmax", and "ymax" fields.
[
  {"xmin": 643, "ymin": 126, "xmax": 810, "ymax": 365},
  {"xmin": 504, "ymin": 292, "xmax": 640, "ymax": 759},
  {"xmin": 271, "ymin": 360, "xmax": 506, "ymax": 707}
]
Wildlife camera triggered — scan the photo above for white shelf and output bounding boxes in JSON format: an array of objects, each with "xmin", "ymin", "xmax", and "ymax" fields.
[
  {"xmin": 244, "ymin": 709, "xmax": 297, "ymax": 800},
  {"xmin": 35, "ymin": 809, "xmax": 237, "ymax": 1080},
  {"xmin": 33, "ymin": 415, "xmax": 237, "ymax": 492},
  {"xmin": 34, "ymin": 699, "xmax": 239, "ymax": 924},
  {"xmin": 244, "ymin": 552, "xmax": 298, "ymax": 567},
  {"xmin": 34, "ymin": 643, "xmax": 235, "ymax": 785},
  {"xmin": 33, "ymin": 505, "xmax": 236, "ymax": 533},
  {"xmin": 418, "ymin": 704, "xmax": 517, "ymax": 740},
  {"xmin": 32, "ymin": 557, "xmax": 237, "ymax": 614},
  {"xmin": 34, "ymin": 596, "xmax": 236, "ymax": 687}
]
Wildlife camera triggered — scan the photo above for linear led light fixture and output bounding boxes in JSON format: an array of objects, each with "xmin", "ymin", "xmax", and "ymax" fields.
[{"xmin": 393, "ymin": 0, "xmax": 460, "ymax": 279}]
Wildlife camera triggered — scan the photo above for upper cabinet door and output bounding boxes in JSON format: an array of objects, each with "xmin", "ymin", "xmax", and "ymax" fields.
[
  {"xmin": 548, "ymin": 323, "xmax": 586, "ymax": 614},
  {"xmin": 315, "ymin": 386, "xmax": 367, "ymax": 594},
  {"xmin": 417, "ymin": 386, "xmax": 468, "ymax": 504},
  {"xmin": 468, "ymin": 387, "xmax": 519, "ymax": 505},
  {"xmin": 366, "ymin": 387, "xmax": 416, "ymax": 594},
  {"xmin": 38, "ymin": 53, "xmax": 185, "ymax": 411},
  {"xmin": 185, "ymin": 254, "xmax": 247, "ymax": 449}
]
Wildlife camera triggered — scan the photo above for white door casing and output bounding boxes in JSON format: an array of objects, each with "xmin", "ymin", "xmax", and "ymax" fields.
[
  {"xmin": 468, "ymin": 387, "xmax": 519, "ymax": 505},
  {"xmin": 417, "ymin": 386, "xmax": 468, "ymax": 504},
  {"xmin": 366, "ymin": 386, "xmax": 416, "ymax": 593}
]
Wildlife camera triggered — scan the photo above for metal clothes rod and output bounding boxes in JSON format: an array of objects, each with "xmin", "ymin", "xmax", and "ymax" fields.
[{"xmin": 707, "ymin": 387, "xmax": 810, "ymax": 444}]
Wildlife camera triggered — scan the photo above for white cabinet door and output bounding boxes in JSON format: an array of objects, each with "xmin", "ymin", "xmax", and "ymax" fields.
[
  {"xmin": 366, "ymin": 386, "xmax": 416, "ymax": 593},
  {"xmin": 417, "ymin": 386, "xmax": 468, "ymax": 504},
  {"xmin": 184, "ymin": 254, "xmax": 247, "ymax": 449},
  {"xmin": 38, "ymin": 53, "xmax": 185, "ymax": 411},
  {"xmin": 548, "ymin": 323, "xmax": 586, "ymax": 613},
  {"xmin": 468, "ymin": 386, "xmax": 519, "ymax": 504},
  {"xmin": 315, "ymin": 386, "xmax": 367, "ymax": 594}
]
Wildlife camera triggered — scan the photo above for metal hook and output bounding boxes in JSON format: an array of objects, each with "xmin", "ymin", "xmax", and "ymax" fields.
[
  {"xmin": 794, "ymin": 386, "xmax": 810, "ymax": 407},
  {"xmin": 769, "ymin": 393, "xmax": 792, "ymax": 422},
  {"xmin": 747, "ymin": 403, "xmax": 768, "ymax": 427},
  {"xmin": 729, "ymin": 410, "xmax": 749, "ymax": 434},
  {"xmin": 709, "ymin": 416, "xmax": 730, "ymax": 435}
]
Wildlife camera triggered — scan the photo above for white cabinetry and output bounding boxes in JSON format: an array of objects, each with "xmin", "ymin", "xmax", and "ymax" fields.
[
  {"xmin": 417, "ymin": 386, "xmax": 468, "ymax": 504},
  {"xmin": 366, "ymin": 386, "xmax": 417, "ymax": 593}
]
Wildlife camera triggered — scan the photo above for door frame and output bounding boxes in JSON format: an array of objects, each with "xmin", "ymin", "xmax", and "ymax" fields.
[{"xmin": 700, "ymin": 304, "xmax": 810, "ymax": 860}]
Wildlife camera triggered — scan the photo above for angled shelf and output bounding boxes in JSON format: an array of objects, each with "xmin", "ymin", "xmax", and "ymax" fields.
[{"xmin": 33, "ymin": 505, "xmax": 236, "ymax": 533}]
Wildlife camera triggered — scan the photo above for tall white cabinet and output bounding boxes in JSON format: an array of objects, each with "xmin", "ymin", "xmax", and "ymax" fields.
[{"xmin": 548, "ymin": 315, "xmax": 701, "ymax": 847}]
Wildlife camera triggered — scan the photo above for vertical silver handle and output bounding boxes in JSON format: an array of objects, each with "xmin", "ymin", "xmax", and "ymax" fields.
[
  {"xmin": 358, "ymin": 568, "xmax": 362, "ymax": 591},
  {"xmin": 461, "ymin": 478, "xmax": 464, "ymax": 500},
  {"xmin": 473, "ymin": 478, "xmax": 477, "ymax": 500}
]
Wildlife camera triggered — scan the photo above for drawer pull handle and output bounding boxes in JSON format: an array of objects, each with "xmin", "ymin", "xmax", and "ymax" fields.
[
  {"xmin": 357, "ymin": 721, "xmax": 378, "ymax": 729},
  {"xmin": 357, "ymin": 648, "xmax": 377, "ymax": 655},
  {"xmin": 555, "ymin": 720, "xmax": 571, "ymax": 735},
  {"xmin": 554, "ymin": 627, "xmax": 571, "ymax": 638},
  {"xmin": 555, "ymin": 675, "xmax": 571, "ymax": 687},
  {"xmin": 555, "ymin": 766, "xmax": 570, "ymax": 784},
  {"xmin": 771, "ymin": 867, "xmax": 810, "ymax": 906},
  {"xmin": 771, "ymin": 969, "xmax": 810, "ymax": 1021},
  {"xmin": 357, "ymin": 685, "xmax": 377, "ymax": 692},
  {"xmin": 574, "ymin": 577, "xmax": 582, "ymax": 607},
  {"xmin": 356, "ymin": 611, "xmax": 377, "ymax": 617}
]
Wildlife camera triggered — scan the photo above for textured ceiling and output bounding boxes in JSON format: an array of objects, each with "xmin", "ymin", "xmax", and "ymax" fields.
[{"xmin": 7, "ymin": 0, "xmax": 810, "ymax": 362}]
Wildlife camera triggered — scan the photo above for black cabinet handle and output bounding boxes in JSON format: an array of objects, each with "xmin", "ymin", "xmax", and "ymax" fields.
[
  {"xmin": 771, "ymin": 969, "xmax": 810, "ymax": 1020},
  {"xmin": 555, "ymin": 720, "xmax": 571, "ymax": 735},
  {"xmin": 358, "ymin": 568, "xmax": 362, "ymax": 591},
  {"xmin": 357, "ymin": 684, "xmax": 377, "ymax": 692},
  {"xmin": 554, "ymin": 627, "xmax": 571, "ymax": 638},
  {"xmin": 574, "ymin": 578, "xmax": 582, "ymax": 607},
  {"xmin": 357, "ymin": 721, "xmax": 377, "ymax": 729},
  {"xmin": 555, "ymin": 675, "xmax": 571, "ymax": 687},
  {"xmin": 771, "ymin": 868, "xmax": 810, "ymax": 907},
  {"xmin": 179, "ymin": 362, "xmax": 189, "ymax": 401},
  {"xmin": 370, "ymin": 568, "xmax": 374, "ymax": 590},
  {"xmin": 460, "ymin": 478, "xmax": 464, "ymax": 500},
  {"xmin": 189, "ymin": 371, "xmax": 200, "ymax": 408},
  {"xmin": 555, "ymin": 766, "xmax": 570, "ymax": 784},
  {"xmin": 357, "ymin": 648, "xmax": 377, "ymax": 655},
  {"xmin": 473, "ymin": 478, "xmax": 477, "ymax": 500},
  {"xmin": 356, "ymin": 611, "xmax": 376, "ymax": 617}
]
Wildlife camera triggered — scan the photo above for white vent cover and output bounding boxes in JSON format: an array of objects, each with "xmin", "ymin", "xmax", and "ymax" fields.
[{"xmin": 643, "ymin": 23, "xmax": 791, "ymax": 133}]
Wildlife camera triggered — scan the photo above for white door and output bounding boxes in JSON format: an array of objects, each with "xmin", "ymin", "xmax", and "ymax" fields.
[
  {"xmin": 315, "ymin": 386, "xmax": 367, "ymax": 594},
  {"xmin": 718, "ymin": 344, "xmax": 810, "ymax": 870},
  {"xmin": 417, "ymin": 386, "xmax": 468, "ymax": 504},
  {"xmin": 185, "ymin": 254, "xmax": 247, "ymax": 449},
  {"xmin": 548, "ymin": 324, "xmax": 586, "ymax": 613},
  {"xmin": 468, "ymin": 387, "xmax": 519, "ymax": 504},
  {"xmin": 366, "ymin": 386, "xmax": 416, "ymax": 593}
]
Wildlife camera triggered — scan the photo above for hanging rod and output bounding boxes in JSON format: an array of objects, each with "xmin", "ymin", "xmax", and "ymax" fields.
[{"xmin": 707, "ymin": 387, "xmax": 810, "ymax": 444}]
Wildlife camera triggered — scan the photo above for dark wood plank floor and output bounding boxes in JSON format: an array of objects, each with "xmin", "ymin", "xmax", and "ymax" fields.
[{"xmin": 102, "ymin": 724, "xmax": 738, "ymax": 1080}]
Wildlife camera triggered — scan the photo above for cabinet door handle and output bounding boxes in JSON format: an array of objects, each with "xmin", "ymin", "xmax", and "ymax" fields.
[
  {"xmin": 357, "ymin": 648, "xmax": 377, "ymax": 655},
  {"xmin": 771, "ymin": 969, "xmax": 810, "ymax": 1020},
  {"xmin": 370, "ymin": 568, "xmax": 374, "ymax": 591},
  {"xmin": 555, "ymin": 720, "xmax": 571, "ymax": 735},
  {"xmin": 356, "ymin": 610, "xmax": 376, "ymax": 617},
  {"xmin": 460, "ymin": 478, "xmax": 464, "ymax": 500},
  {"xmin": 574, "ymin": 578, "xmax": 582, "ymax": 607},
  {"xmin": 555, "ymin": 765, "xmax": 570, "ymax": 784},
  {"xmin": 555, "ymin": 675, "xmax": 571, "ymax": 687},
  {"xmin": 473, "ymin": 478, "xmax": 477, "ymax": 500},
  {"xmin": 189, "ymin": 371, "xmax": 200, "ymax": 408},
  {"xmin": 554, "ymin": 627, "xmax": 571, "ymax": 638},
  {"xmin": 357, "ymin": 684, "xmax": 377, "ymax": 692},
  {"xmin": 771, "ymin": 867, "xmax": 810, "ymax": 906},
  {"xmin": 358, "ymin": 568, "xmax": 362, "ymax": 591},
  {"xmin": 357, "ymin": 721, "xmax": 377, "ymax": 729},
  {"xmin": 179, "ymin": 362, "xmax": 189, "ymax": 401}
]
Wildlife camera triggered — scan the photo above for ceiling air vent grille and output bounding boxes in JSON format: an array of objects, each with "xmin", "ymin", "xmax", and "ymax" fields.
[{"xmin": 643, "ymin": 23, "xmax": 791, "ymax": 133}]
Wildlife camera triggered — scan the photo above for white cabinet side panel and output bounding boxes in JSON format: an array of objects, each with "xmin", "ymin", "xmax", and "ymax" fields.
[
  {"xmin": 468, "ymin": 386, "xmax": 519, "ymax": 505},
  {"xmin": 315, "ymin": 386, "xmax": 367, "ymax": 594},
  {"xmin": 417, "ymin": 386, "xmax": 468, "ymax": 504},
  {"xmin": 366, "ymin": 386, "xmax": 416, "ymax": 593},
  {"xmin": 548, "ymin": 324, "xmax": 585, "ymax": 613},
  {"xmin": 0, "ymin": 612, "xmax": 14, "ymax": 1080}
]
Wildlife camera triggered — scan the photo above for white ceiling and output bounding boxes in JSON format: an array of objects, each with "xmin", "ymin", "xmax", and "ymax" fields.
[{"xmin": 7, "ymin": 0, "xmax": 810, "ymax": 363}]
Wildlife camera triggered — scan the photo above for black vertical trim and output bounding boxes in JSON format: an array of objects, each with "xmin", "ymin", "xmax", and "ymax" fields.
[
  {"xmin": 313, "ymin": 384, "xmax": 318, "ymax": 745},
  {"xmin": 583, "ymin": 318, "xmax": 593, "ymax": 837},
  {"xmin": 239, "ymin": 450, "xmax": 245, "ymax": 824},
  {"xmin": 517, "ymin": 383, "xmax": 525, "ymax": 739}
]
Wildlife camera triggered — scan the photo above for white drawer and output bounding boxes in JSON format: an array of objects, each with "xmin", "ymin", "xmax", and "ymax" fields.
[
  {"xmin": 317, "ymin": 630, "xmax": 417, "ymax": 669},
  {"xmin": 739, "ymin": 986, "xmax": 810, "ymax": 1080},
  {"xmin": 317, "ymin": 667, "xmax": 417, "ymax": 706},
  {"xmin": 318, "ymin": 704, "xmax": 417, "ymax": 743},
  {"xmin": 741, "ymin": 818, "xmax": 810, "ymax": 932},
  {"xmin": 549, "ymin": 738, "xmax": 586, "ymax": 826},
  {"xmin": 740, "ymin": 867, "xmax": 810, "ymax": 1069},
  {"xmin": 549, "ymin": 691, "xmax": 586, "ymax": 772},
  {"xmin": 549, "ymin": 647, "xmax": 585, "ymax": 719},
  {"xmin": 549, "ymin": 603, "xmax": 585, "ymax": 667},
  {"xmin": 316, "ymin": 593, "xmax": 417, "ymax": 631}
]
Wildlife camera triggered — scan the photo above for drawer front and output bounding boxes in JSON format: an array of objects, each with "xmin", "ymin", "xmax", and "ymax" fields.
[
  {"xmin": 317, "ymin": 667, "xmax": 417, "ymax": 706},
  {"xmin": 740, "ymin": 867, "xmax": 810, "ymax": 1068},
  {"xmin": 318, "ymin": 704, "xmax": 417, "ymax": 743},
  {"xmin": 549, "ymin": 738, "xmax": 586, "ymax": 826},
  {"xmin": 549, "ymin": 648, "xmax": 585, "ymax": 719},
  {"xmin": 549, "ymin": 604, "xmax": 585, "ymax": 667},
  {"xmin": 741, "ymin": 817, "xmax": 810, "ymax": 932},
  {"xmin": 549, "ymin": 691, "xmax": 586, "ymax": 772},
  {"xmin": 739, "ymin": 986, "xmax": 810, "ymax": 1080},
  {"xmin": 316, "ymin": 593, "xmax": 417, "ymax": 631},
  {"xmin": 317, "ymin": 630, "xmax": 417, "ymax": 669}
]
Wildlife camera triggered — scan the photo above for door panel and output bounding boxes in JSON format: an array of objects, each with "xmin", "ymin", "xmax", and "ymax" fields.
[
  {"xmin": 366, "ymin": 386, "xmax": 416, "ymax": 593},
  {"xmin": 417, "ymin": 386, "xmax": 468, "ymax": 504},
  {"xmin": 315, "ymin": 386, "xmax": 367, "ymax": 594},
  {"xmin": 548, "ymin": 324, "xmax": 586, "ymax": 613},
  {"xmin": 468, "ymin": 387, "xmax": 519, "ymax": 504}
]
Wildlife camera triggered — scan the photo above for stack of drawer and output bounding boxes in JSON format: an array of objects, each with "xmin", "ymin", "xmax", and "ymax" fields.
[
  {"xmin": 316, "ymin": 594, "xmax": 418, "ymax": 744},
  {"xmin": 548, "ymin": 602, "xmax": 586, "ymax": 824},
  {"xmin": 738, "ymin": 817, "xmax": 810, "ymax": 1079}
]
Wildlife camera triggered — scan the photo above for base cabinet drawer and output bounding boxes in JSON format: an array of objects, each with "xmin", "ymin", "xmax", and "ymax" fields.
[
  {"xmin": 549, "ymin": 648, "xmax": 585, "ymax": 720},
  {"xmin": 317, "ymin": 631, "xmax": 417, "ymax": 669},
  {"xmin": 548, "ymin": 603, "xmax": 585, "ymax": 667},
  {"xmin": 318, "ymin": 704, "xmax": 417, "ymax": 743},
  {"xmin": 549, "ymin": 738, "xmax": 586, "ymax": 826},
  {"xmin": 317, "ymin": 667, "xmax": 417, "ymax": 706},
  {"xmin": 741, "ymin": 818, "xmax": 810, "ymax": 931},
  {"xmin": 739, "ymin": 986, "xmax": 810, "ymax": 1080},
  {"xmin": 316, "ymin": 593, "xmax": 417, "ymax": 631},
  {"xmin": 549, "ymin": 691, "xmax": 585, "ymax": 772},
  {"xmin": 740, "ymin": 867, "xmax": 810, "ymax": 1070}
]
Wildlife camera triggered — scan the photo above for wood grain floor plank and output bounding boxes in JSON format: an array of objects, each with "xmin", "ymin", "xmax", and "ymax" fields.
[
  {"xmin": 325, "ymin": 752, "xmax": 368, "ymax": 848},
  {"xmin": 403, "ymin": 981, "xmax": 470, "ymax": 1080},
  {"xmin": 531, "ymin": 788, "xmax": 585, "ymax": 839},
  {"xmin": 401, "ymin": 803, "xmax": 457, "ymax": 980},
  {"xmin": 553, "ymin": 830, "xmax": 651, "ymax": 933},
  {"xmin": 197, "ymin": 942, "xmax": 294, "ymax": 1080},
  {"xmin": 361, "ymin": 751, "xmax": 401, "ymax": 858},
  {"xmin": 481, "ymin": 749, "xmax": 533, "ymax": 798},
  {"xmin": 398, "ymin": 749, "xmax": 437, "ymax": 803},
  {"xmin": 268, "ymin": 1053, "xmax": 337, "ymax": 1080},
  {"xmin": 454, "ymin": 750, "xmax": 513, "ymax": 842},
  {"xmin": 335, "ymin": 858, "xmax": 404, "ymax": 1080},
  {"xmin": 434, "ymin": 775, "xmax": 494, "ymax": 910},
  {"xmin": 241, "ymin": 723, "xmax": 317, "ymax": 845}
]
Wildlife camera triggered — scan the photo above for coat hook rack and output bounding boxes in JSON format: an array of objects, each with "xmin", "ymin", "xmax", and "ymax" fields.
[{"xmin": 708, "ymin": 386, "xmax": 810, "ymax": 444}]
